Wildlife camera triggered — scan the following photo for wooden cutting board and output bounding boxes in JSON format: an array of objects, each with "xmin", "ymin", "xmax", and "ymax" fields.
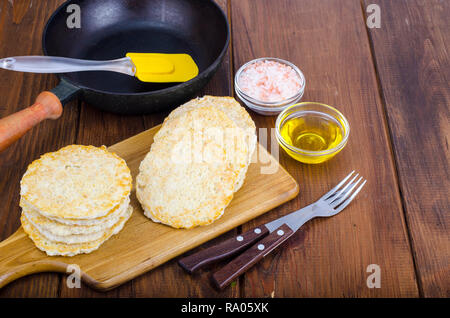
[{"xmin": 0, "ymin": 125, "xmax": 299, "ymax": 291}]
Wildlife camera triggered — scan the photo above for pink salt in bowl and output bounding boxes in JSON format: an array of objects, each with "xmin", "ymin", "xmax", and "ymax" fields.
[{"xmin": 235, "ymin": 57, "xmax": 305, "ymax": 116}]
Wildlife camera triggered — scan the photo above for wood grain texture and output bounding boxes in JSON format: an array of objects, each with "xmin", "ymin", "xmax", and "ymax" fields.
[
  {"xmin": 363, "ymin": 0, "xmax": 449, "ymax": 297},
  {"xmin": 57, "ymin": 85, "xmax": 147, "ymax": 299},
  {"xmin": 134, "ymin": 0, "xmax": 239, "ymax": 298},
  {"xmin": 178, "ymin": 225, "xmax": 270, "ymax": 274},
  {"xmin": 0, "ymin": 0, "xmax": 75, "ymax": 297},
  {"xmin": 0, "ymin": 124, "xmax": 299, "ymax": 292},
  {"xmin": 231, "ymin": 0, "xmax": 419, "ymax": 297},
  {"xmin": 212, "ymin": 224, "xmax": 294, "ymax": 290},
  {"xmin": 0, "ymin": 0, "xmax": 239, "ymax": 298},
  {"xmin": 1, "ymin": 0, "xmax": 444, "ymax": 298}
]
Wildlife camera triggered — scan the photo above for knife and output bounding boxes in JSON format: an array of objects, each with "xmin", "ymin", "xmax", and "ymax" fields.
[
  {"xmin": 178, "ymin": 204, "xmax": 316, "ymax": 287},
  {"xmin": 178, "ymin": 171, "xmax": 366, "ymax": 289}
]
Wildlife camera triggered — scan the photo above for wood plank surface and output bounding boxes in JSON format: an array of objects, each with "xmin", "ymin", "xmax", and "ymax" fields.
[
  {"xmin": 0, "ymin": 0, "xmax": 77, "ymax": 298},
  {"xmin": 0, "ymin": 0, "xmax": 446, "ymax": 298},
  {"xmin": 0, "ymin": 0, "xmax": 241, "ymax": 297},
  {"xmin": 363, "ymin": 0, "xmax": 449, "ymax": 297},
  {"xmin": 133, "ymin": 0, "xmax": 239, "ymax": 298},
  {"xmin": 0, "ymin": 125, "xmax": 298, "ymax": 293},
  {"xmin": 231, "ymin": 0, "xmax": 419, "ymax": 297}
]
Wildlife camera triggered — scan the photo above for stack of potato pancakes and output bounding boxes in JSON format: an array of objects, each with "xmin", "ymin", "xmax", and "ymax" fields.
[
  {"xmin": 20, "ymin": 145, "xmax": 133, "ymax": 256},
  {"xmin": 137, "ymin": 96, "xmax": 257, "ymax": 229}
]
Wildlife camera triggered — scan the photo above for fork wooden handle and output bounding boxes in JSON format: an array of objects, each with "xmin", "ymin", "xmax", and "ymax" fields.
[
  {"xmin": 211, "ymin": 224, "xmax": 294, "ymax": 289},
  {"xmin": 178, "ymin": 226, "xmax": 270, "ymax": 273}
]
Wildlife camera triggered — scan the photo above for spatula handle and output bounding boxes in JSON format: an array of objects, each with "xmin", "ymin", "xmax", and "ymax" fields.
[
  {"xmin": 0, "ymin": 56, "xmax": 135, "ymax": 76},
  {"xmin": 178, "ymin": 226, "xmax": 270, "ymax": 274},
  {"xmin": 211, "ymin": 224, "xmax": 294, "ymax": 290}
]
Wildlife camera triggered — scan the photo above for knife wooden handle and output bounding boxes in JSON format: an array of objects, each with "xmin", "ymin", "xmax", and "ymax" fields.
[
  {"xmin": 211, "ymin": 224, "xmax": 294, "ymax": 290},
  {"xmin": 178, "ymin": 226, "xmax": 270, "ymax": 274}
]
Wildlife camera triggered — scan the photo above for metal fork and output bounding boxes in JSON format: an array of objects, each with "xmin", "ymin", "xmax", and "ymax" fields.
[
  {"xmin": 178, "ymin": 171, "xmax": 367, "ymax": 289},
  {"xmin": 264, "ymin": 170, "xmax": 367, "ymax": 232}
]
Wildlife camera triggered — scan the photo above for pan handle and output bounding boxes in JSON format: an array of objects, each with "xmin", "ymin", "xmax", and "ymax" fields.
[
  {"xmin": 51, "ymin": 77, "xmax": 81, "ymax": 104},
  {"xmin": 0, "ymin": 78, "xmax": 80, "ymax": 152}
]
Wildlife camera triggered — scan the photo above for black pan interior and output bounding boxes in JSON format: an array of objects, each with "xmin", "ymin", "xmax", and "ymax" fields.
[{"xmin": 43, "ymin": 0, "xmax": 229, "ymax": 94}]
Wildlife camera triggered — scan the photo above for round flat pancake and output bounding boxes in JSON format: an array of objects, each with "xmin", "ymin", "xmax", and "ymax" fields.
[
  {"xmin": 22, "ymin": 199, "xmax": 130, "ymax": 244},
  {"xmin": 21, "ymin": 205, "xmax": 133, "ymax": 257},
  {"xmin": 136, "ymin": 106, "xmax": 248, "ymax": 229},
  {"xmin": 20, "ymin": 196, "xmax": 130, "ymax": 233},
  {"xmin": 20, "ymin": 145, "xmax": 132, "ymax": 220},
  {"xmin": 160, "ymin": 96, "xmax": 257, "ymax": 192}
]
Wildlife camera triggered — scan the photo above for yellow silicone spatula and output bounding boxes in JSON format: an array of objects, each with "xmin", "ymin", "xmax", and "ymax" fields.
[
  {"xmin": 0, "ymin": 53, "xmax": 199, "ymax": 83},
  {"xmin": 126, "ymin": 53, "xmax": 198, "ymax": 82}
]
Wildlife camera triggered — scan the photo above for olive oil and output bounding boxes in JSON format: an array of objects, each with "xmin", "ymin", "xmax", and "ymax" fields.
[{"xmin": 279, "ymin": 111, "xmax": 346, "ymax": 164}]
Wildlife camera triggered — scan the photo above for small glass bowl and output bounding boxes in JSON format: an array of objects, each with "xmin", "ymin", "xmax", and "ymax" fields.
[
  {"xmin": 275, "ymin": 102, "xmax": 350, "ymax": 164},
  {"xmin": 234, "ymin": 57, "xmax": 305, "ymax": 116}
]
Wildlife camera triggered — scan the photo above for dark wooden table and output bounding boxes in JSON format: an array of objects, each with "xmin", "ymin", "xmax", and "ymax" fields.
[{"xmin": 0, "ymin": 0, "xmax": 448, "ymax": 297}]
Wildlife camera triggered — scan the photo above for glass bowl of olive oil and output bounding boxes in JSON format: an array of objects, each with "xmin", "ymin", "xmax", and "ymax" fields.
[{"xmin": 275, "ymin": 102, "xmax": 350, "ymax": 164}]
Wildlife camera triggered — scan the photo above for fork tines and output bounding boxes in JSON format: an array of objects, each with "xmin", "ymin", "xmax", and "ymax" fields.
[{"xmin": 322, "ymin": 171, "xmax": 367, "ymax": 212}]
